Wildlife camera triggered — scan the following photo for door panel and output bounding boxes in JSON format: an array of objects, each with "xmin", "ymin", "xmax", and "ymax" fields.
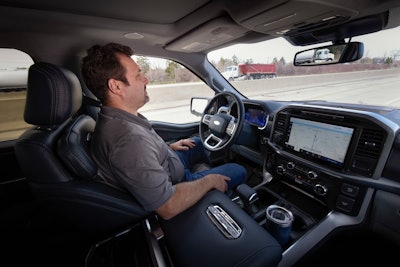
[{"xmin": 152, "ymin": 121, "xmax": 200, "ymax": 142}]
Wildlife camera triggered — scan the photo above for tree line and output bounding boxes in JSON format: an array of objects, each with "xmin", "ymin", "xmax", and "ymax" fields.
[{"xmin": 136, "ymin": 51, "xmax": 400, "ymax": 85}]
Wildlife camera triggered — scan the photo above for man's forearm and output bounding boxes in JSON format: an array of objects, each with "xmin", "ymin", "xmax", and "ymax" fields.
[{"xmin": 156, "ymin": 176, "xmax": 214, "ymax": 220}]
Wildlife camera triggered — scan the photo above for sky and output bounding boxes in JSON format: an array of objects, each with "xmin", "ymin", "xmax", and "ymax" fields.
[{"xmin": 207, "ymin": 26, "xmax": 400, "ymax": 64}]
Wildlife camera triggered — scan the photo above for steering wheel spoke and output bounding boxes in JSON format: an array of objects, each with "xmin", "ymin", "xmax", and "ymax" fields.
[
  {"xmin": 225, "ymin": 117, "xmax": 236, "ymax": 136},
  {"xmin": 204, "ymin": 134, "xmax": 224, "ymax": 150},
  {"xmin": 202, "ymin": 114, "xmax": 212, "ymax": 125}
]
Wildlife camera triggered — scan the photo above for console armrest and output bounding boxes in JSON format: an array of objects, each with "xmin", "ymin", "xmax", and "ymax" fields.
[{"xmin": 159, "ymin": 190, "xmax": 282, "ymax": 267}]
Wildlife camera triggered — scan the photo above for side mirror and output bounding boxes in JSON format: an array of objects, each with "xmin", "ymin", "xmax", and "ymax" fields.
[
  {"xmin": 190, "ymin": 97, "xmax": 210, "ymax": 116},
  {"xmin": 294, "ymin": 42, "xmax": 364, "ymax": 66}
]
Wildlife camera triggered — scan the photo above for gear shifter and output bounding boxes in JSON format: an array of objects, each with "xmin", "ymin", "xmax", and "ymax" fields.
[{"xmin": 235, "ymin": 184, "xmax": 259, "ymax": 216}]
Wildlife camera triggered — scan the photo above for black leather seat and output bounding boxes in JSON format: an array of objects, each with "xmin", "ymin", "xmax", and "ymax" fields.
[{"xmin": 15, "ymin": 62, "xmax": 152, "ymax": 239}]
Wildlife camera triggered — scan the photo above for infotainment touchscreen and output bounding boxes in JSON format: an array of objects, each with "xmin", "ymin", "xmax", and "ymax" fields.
[{"xmin": 285, "ymin": 117, "xmax": 354, "ymax": 166}]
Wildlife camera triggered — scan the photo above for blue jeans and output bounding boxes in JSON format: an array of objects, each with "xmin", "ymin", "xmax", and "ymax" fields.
[{"xmin": 175, "ymin": 137, "xmax": 247, "ymax": 190}]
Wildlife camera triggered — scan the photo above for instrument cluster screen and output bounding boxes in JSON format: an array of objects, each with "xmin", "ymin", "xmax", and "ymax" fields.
[{"xmin": 245, "ymin": 107, "xmax": 268, "ymax": 128}]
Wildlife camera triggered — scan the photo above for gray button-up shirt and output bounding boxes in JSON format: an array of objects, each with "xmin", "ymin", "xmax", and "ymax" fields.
[{"xmin": 90, "ymin": 106, "xmax": 184, "ymax": 211}]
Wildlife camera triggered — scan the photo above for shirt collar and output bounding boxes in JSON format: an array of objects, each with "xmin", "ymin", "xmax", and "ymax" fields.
[{"xmin": 100, "ymin": 106, "xmax": 152, "ymax": 129}]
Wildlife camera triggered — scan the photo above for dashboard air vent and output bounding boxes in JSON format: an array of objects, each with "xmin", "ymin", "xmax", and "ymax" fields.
[
  {"xmin": 355, "ymin": 128, "xmax": 385, "ymax": 159},
  {"xmin": 274, "ymin": 113, "xmax": 287, "ymax": 133}
]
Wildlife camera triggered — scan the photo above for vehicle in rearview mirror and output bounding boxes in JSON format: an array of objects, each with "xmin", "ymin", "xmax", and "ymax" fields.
[{"xmin": 294, "ymin": 42, "xmax": 364, "ymax": 66}]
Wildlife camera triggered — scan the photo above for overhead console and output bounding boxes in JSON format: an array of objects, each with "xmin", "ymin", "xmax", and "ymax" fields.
[
  {"xmin": 227, "ymin": 0, "xmax": 356, "ymax": 37},
  {"xmin": 226, "ymin": 0, "xmax": 389, "ymax": 45},
  {"xmin": 264, "ymin": 104, "xmax": 396, "ymax": 215}
]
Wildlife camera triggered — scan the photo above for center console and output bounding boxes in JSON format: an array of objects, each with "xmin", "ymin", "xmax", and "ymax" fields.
[
  {"xmin": 264, "ymin": 151, "xmax": 366, "ymax": 216},
  {"xmin": 237, "ymin": 104, "xmax": 393, "ymax": 266}
]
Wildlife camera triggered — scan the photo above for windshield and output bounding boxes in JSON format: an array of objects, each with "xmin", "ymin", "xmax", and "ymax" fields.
[{"xmin": 208, "ymin": 26, "xmax": 400, "ymax": 109}]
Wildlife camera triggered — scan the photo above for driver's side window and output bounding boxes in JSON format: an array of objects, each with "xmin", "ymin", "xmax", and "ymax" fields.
[{"xmin": 135, "ymin": 56, "xmax": 214, "ymax": 123}]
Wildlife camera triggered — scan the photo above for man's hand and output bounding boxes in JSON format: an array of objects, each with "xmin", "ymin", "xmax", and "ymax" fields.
[
  {"xmin": 205, "ymin": 173, "xmax": 230, "ymax": 193},
  {"xmin": 169, "ymin": 138, "xmax": 195, "ymax": 151}
]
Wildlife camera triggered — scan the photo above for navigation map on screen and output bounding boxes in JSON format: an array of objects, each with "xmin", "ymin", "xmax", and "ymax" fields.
[{"xmin": 286, "ymin": 117, "xmax": 354, "ymax": 165}]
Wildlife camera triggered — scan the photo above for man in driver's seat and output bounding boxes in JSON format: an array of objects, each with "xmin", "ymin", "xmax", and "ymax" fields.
[{"xmin": 81, "ymin": 42, "xmax": 247, "ymax": 220}]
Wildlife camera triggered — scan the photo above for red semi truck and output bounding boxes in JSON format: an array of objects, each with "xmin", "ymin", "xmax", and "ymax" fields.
[{"xmin": 222, "ymin": 63, "xmax": 277, "ymax": 81}]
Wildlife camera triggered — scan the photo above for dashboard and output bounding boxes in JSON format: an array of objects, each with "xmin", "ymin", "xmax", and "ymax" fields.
[{"xmin": 238, "ymin": 101, "xmax": 400, "ymax": 216}]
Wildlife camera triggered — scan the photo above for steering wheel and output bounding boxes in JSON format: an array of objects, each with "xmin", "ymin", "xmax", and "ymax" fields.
[{"xmin": 199, "ymin": 91, "xmax": 245, "ymax": 151}]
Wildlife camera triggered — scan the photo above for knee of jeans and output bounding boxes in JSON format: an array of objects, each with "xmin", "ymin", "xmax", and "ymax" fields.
[
  {"xmin": 192, "ymin": 136, "xmax": 202, "ymax": 145},
  {"xmin": 228, "ymin": 163, "xmax": 247, "ymax": 182}
]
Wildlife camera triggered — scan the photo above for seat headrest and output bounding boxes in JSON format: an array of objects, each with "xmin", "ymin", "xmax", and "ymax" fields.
[{"xmin": 24, "ymin": 62, "xmax": 82, "ymax": 127}]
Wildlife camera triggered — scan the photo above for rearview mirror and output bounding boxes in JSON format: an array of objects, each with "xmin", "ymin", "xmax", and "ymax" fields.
[{"xmin": 294, "ymin": 42, "xmax": 364, "ymax": 66}]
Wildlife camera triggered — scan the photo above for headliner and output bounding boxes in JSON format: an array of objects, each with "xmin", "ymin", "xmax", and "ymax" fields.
[{"xmin": 1, "ymin": 0, "xmax": 399, "ymax": 65}]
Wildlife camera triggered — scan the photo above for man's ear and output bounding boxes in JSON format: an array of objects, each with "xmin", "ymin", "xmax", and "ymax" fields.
[{"xmin": 107, "ymin": 78, "xmax": 123, "ymax": 95}]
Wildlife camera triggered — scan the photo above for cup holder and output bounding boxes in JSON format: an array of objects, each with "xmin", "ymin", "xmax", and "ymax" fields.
[
  {"xmin": 250, "ymin": 187, "xmax": 318, "ymax": 245},
  {"xmin": 292, "ymin": 214, "xmax": 308, "ymax": 231}
]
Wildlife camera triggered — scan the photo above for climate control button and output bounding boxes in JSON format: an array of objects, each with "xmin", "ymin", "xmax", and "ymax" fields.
[
  {"xmin": 314, "ymin": 184, "xmax": 327, "ymax": 196},
  {"xmin": 307, "ymin": 170, "xmax": 318, "ymax": 179},
  {"xmin": 287, "ymin": 162, "xmax": 295, "ymax": 169},
  {"xmin": 276, "ymin": 165, "xmax": 286, "ymax": 175}
]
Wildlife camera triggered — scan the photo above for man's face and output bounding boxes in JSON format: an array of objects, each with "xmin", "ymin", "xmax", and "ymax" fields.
[{"xmin": 118, "ymin": 54, "xmax": 149, "ymax": 110}]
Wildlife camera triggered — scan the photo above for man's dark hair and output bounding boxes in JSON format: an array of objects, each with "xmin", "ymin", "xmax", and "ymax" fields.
[{"xmin": 81, "ymin": 42, "xmax": 133, "ymax": 104}]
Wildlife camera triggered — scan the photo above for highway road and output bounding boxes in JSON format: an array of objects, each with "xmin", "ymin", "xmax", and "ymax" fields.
[
  {"xmin": 141, "ymin": 68, "xmax": 400, "ymax": 123},
  {"xmin": 1, "ymin": 68, "xmax": 400, "ymax": 140}
]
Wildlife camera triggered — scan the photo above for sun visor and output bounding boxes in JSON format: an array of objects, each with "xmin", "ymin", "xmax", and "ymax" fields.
[{"xmin": 165, "ymin": 17, "xmax": 249, "ymax": 53}]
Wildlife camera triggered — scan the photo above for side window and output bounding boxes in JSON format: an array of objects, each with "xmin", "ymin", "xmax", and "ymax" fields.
[
  {"xmin": 0, "ymin": 49, "xmax": 34, "ymax": 142},
  {"xmin": 0, "ymin": 53, "xmax": 213, "ymax": 142},
  {"xmin": 134, "ymin": 56, "xmax": 214, "ymax": 123}
]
